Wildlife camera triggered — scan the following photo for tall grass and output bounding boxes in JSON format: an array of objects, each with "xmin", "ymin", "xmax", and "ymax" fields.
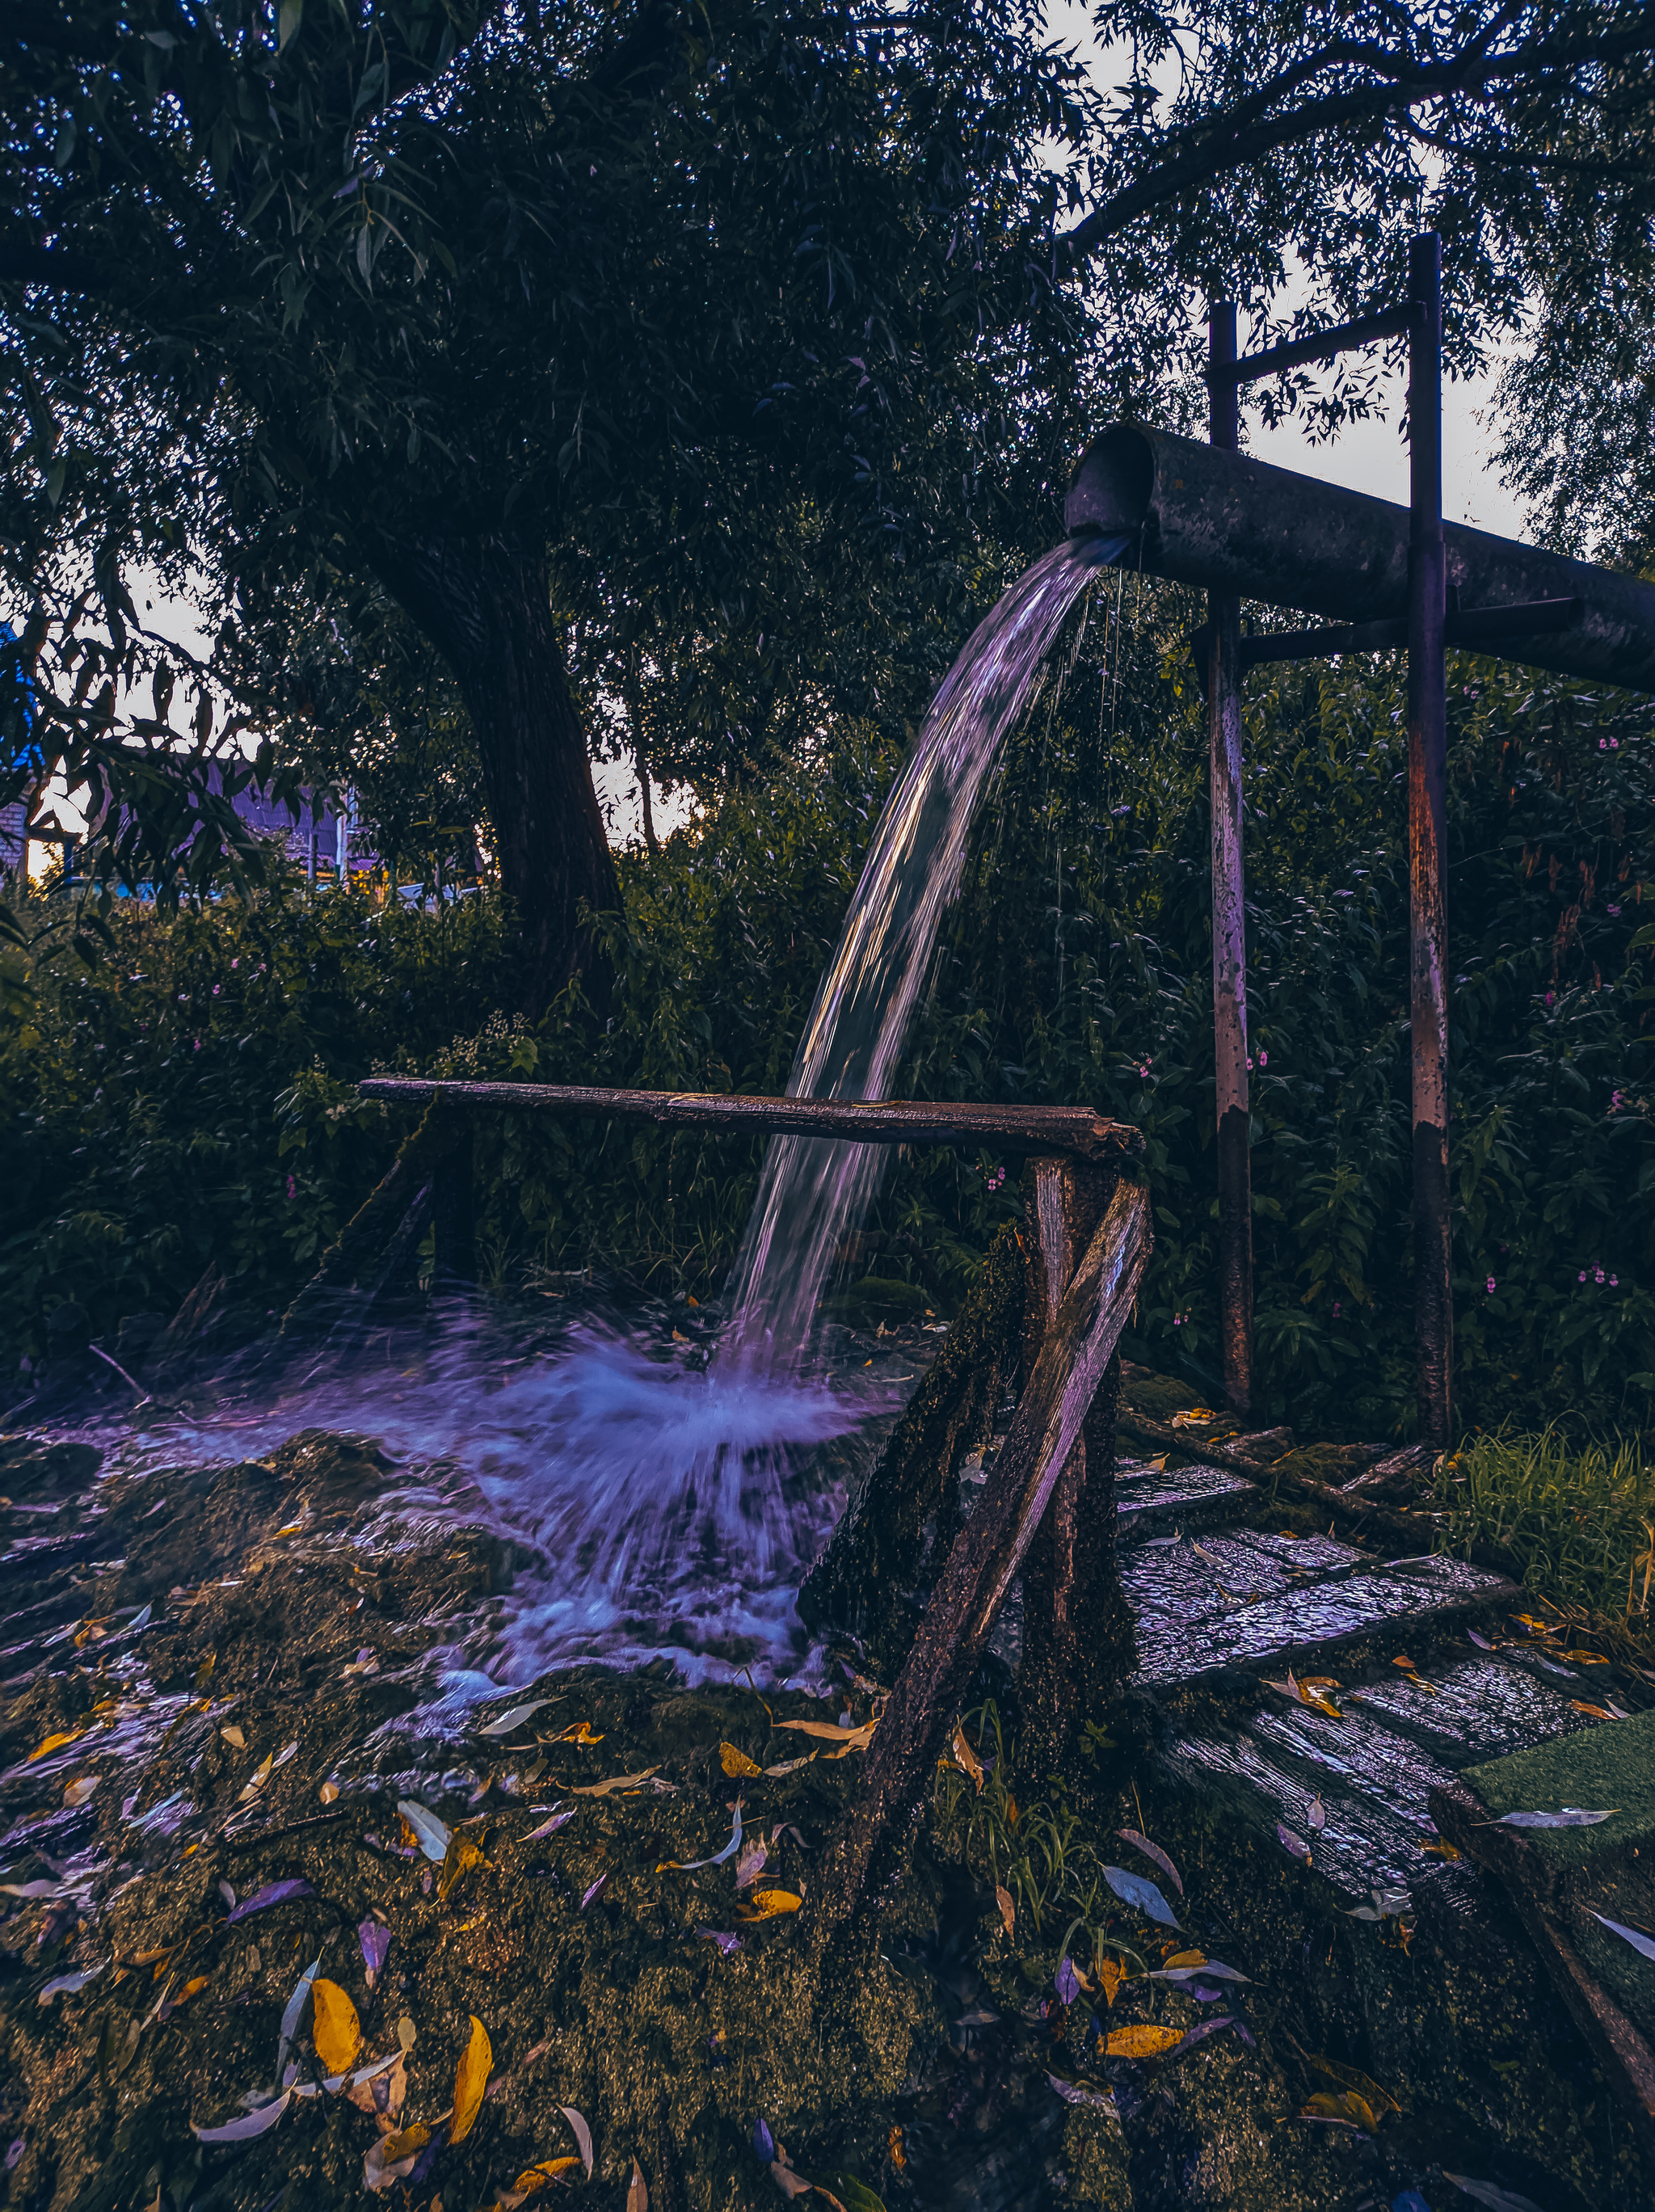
[{"xmin": 1434, "ymin": 1427, "xmax": 1655, "ymax": 1621}]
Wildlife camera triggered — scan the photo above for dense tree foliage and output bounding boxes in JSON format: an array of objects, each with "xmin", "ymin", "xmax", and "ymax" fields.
[
  {"xmin": 4, "ymin": 2, "xmax": 1653, "ymax": 1001},
  {"xmin": 7, "ymin": 595, "xmax": 1653, "ymax": 1441}
]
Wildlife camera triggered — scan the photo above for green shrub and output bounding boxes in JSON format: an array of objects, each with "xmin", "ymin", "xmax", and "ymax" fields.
[{"xmin": 1432, "ymin": 1426, "xmax": 1655, "ymax": 1621}]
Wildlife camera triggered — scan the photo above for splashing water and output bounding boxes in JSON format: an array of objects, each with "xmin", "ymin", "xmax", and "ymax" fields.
[
  {"xmin": 95, "ymin": 1296, "xmax": 905, "ymax": 1691},
  {"xmin": 722, "ymin": 531, "xmax": 1128, "ymax": 1371}
]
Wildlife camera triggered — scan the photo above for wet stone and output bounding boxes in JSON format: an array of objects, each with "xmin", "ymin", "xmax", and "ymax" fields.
[
  {"xmin": 1242, "ymin": 1701, "xmax": 1460, "ymax": 1833},
  {"xmin": 1115, "ymin": 1458, "xmax": 1258, "ymax": 1538}
]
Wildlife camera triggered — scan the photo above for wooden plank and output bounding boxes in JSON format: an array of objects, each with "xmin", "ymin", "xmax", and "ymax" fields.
[
  {"xmin": 357, "ymin": 1076, "xmax": 1143, "ymax": 1163},
  {"xmin": 806, "ymin": 1178, "xmax": 1152, "ymax": 1961}
]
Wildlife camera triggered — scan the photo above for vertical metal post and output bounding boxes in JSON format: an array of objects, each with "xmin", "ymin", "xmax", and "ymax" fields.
[
  {"xmin": 1208, "ymin": 301, "xmax": 1253, "ymax": 1417},
  {"xmin": 1407, "ymin": 232, "xmax": 1451, "ymax": 1449}
]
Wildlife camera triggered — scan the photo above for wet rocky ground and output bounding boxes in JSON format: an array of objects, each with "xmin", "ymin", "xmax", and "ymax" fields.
[{"xmin": 3, "ymin": 1326, "xmax": 1653, "ymax": 2212}]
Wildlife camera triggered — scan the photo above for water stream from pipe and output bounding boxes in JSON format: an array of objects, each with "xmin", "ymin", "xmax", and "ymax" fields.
[{"xmin": 720, "ymin": 530, "xmax": 1126, "ymax": 1371}]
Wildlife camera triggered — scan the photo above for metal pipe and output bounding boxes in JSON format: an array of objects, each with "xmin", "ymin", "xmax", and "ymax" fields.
[
  {"xmin": 1065, "ymin": 426, "xmax": 1655, "ymax": 694},
  {"xmin": 1409, "ymin": 232, "xmax": 1451, "ymax": 1451},
  {"xmin": 1207, "ymin": 302, "xmax": 1253, "ymax": 1417}
]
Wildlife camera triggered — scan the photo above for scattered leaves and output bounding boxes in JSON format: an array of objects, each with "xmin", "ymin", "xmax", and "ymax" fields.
[
  {"xmin": 1303, "ymin": 2051, "xmax": 1400, "ymax": 2114},
  {"xmin": 225, "ymin": 1878, "xmax": 314, "ymax": 1924},
  {"xmin": 1491, "ymin": 1808, "xmax": 1615, "ymax": 1828},
  {"xmin": 1101, "ymin": 1865, "xmax": 1181, "ymax": 1928},
  {"xmin": 310, "ymin": 1979, "xmax": 362, "ymax": 2075},
  {"xmin": 720, "ymin": 1742, "xmax": 763, "ymax": 1778},
  {"xmin": 735, "ymin": 1889, "xmax": 802, "ymax": 1923},
  {"xmin": 396, "ymin": 1798, "xmax": 453, "ymax": 1860},
  {"xmin": 450, "ymin": 2014, "xmax": 491, "ymax": 2145},
  {"xmin": 438, "ymin": 1831, "xmax": 486, "ymax": 1905},
  {"xmin": 1116, "ymin": 1829, "xmax": 1184, "ymax": 1896},
  {"xmin": 1590, "ymin": 1911, "xmax": 1655, "ymax": 1962},
  {"xmin": 27, "ymin": 1730, "xmax": 84, "ymax": 1763},
  {"xmin": 1103, "ymin": 2024, "xmax": 1183, "ymax": 2059},
  {"xmin": 478, "ymin": 1700, "xmax": 549, "ymax": 1738}
]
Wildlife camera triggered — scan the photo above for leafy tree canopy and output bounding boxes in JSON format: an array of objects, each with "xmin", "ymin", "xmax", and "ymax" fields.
[{"xmin": 2, "ymin": 2, "xmax": 1652, "ymax": 996}]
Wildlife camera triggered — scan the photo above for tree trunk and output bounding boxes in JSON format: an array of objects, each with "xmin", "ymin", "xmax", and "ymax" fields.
[{"xmin": 371, "ymin": 527, "xmax": 620, "ymax": 1015}]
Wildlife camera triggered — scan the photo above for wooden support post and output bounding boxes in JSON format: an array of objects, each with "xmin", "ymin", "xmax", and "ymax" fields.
[
  {"xmin": 1017, "ymin": 1158, "xmax": 1135, "ymax": 1762},
  {"xmin": 1407, "ymin": 231, "xmax": 1451, "ymax": 1450},
  {"xmin": 806, "ymin": 1179, "xmax": 1152, "ymax": 1963},
  {"xmin": 1208, "ymin": 300, "xmax": 1253, "ymax": 1418}
]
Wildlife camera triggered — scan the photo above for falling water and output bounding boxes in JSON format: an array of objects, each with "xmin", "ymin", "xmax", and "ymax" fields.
[{"xmin": 722, "ymin": 529, "xmax": 1129, "ymax": 1370}]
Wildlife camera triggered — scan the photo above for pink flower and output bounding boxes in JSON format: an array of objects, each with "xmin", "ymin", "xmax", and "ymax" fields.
[
  {"xmin": 286, "ymin": 1174, "xmax": 297, "ymax": 1200},
  {"xmin": 1545, "ymin": 992, "xmax": 1555, "ymax": 1007},
  {"xmin": 1579, "ymin": 1270, "xmax": 1587, "ymax": 1283},
  {"xmin": 1333, "ymin": 1300, "xmax": 1341, "ymax": 1317},
  {"xmin": 212, "ymin": 984, "xmax": 221, "ymax": 996},
  {"xmin": 192, "ymin": 1038, "xmax": 201, "ymax": 1051},
  {"xmin": 1485, "ymin": 1277, "xmax": 1496, "ymax": 1294},
  {"xmin": 1258, "ymin": 1050, "xmax": 1268, "ymax": 1067},
  {"xmin": 1611, "ymin": 1275, "xmax": 1619, "ymax": 1287},
  {"xmin": 1595, "ymin": 1268, "xmax": 1606, "ymax": 1283}
]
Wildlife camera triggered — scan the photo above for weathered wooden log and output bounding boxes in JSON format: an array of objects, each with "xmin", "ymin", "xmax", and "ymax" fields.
[
  {"xmin": 795, "ymin": 1219, "xmax": 1026, "ymax": 1671},
  {"xmin": 356, "ymin": 1075, "xmax": 1143, "ymax": 1165},
  {"xmin": 1017, "ymin": 1158, "xmax": 1136, "ymax": 1763},
  {"xmin": 806, "ymin": 1178, "xmax": 1152, "ymax": 1962}
]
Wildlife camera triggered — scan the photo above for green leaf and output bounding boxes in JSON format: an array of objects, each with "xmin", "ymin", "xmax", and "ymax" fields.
[{"xmin": 277, "ymin": 0, "xmax": 304, "ymax": 51}]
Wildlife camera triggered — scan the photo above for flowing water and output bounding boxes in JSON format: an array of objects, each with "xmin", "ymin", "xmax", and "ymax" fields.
[
  {"xmin": 720, "ymin": 530, "xmax": 1127, "ymax": 1372},
  {"xmin": 6, "ymin": 528, "xmax": 1125, "ymax": 1719}
]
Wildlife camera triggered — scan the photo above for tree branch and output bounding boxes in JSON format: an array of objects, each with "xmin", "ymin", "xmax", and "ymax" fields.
[{"xmin": 1059, "ymin": 19, "xmax": 1655, "ymax": 268}]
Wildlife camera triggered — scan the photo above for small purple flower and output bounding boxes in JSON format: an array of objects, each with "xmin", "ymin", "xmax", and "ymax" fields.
[
  {"xmin": 1333, "ymin": 1300, "xmax": 1341, "ymax": 1317},
  {"xmin": 1600, "ymin": 737, "xmax": 1608, "ymax": 751},
  {"xmin": 1611, "ymin": 1275, "xmax": 1619, "ymax": 1287},
  {"xmin": 286, "ymin": 1174, "xmax": 297, "ymax": 1201},
  {"xmin": 231, "ymin": 958, "xmax": 239, "ymax": 969},
  {"xmin": 1580, "ymin": 1270, "xmax": 1588, "ymax": 1283},
  {"xmin": 1608, "ymin": 904, "xmax": 1622, "ymax": 916},
  {"xmin": 1485, "ymin": 1277, "xmax": 1497, "ymax": 1294},
  {"xmin": 1546, "ymin": 992, "xmax": 1555, "ymax": 1007},
  {"xmin": 1258, "ymin": 1049, "xmax": 1268, "ymax": 1067},
  {"xmin": 192, "ymin": 1038, "xmax": 201, "ymax": 1051},
  {"xmin": 1595, "ymin": 1268, "xmax": 1606, "ymax": 1284},
  {"xmin": 212, "ymin": 983, "xmax": 221, "ymax": 996},
  {"xmin": 1245, "ymin": 1056, "xmax": 1253, "ymax": 1072}
]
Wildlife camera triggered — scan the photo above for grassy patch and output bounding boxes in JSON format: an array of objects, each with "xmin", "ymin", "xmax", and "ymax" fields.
[{"xmin": 1434, "ymin": 1426, "xmax": 1655, "ymax": 1623}]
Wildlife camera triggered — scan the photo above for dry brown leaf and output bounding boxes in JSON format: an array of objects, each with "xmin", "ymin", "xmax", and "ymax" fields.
[
  {"xmin": 551, "ymin": 1720, "xmax": 604, "ymax": 1746},
  {"xmin": 1303, "ymin": 2051, "xmax": 1400, "ymax": 2115},
  {"xmin": 61, "ymin": 1776, "xmax": 97, "ymax": 1808},
  {"xmin": 949, "ymin": 1726, "xmax": 984, "ymax": 1791},
  {"xmin": 319, "ymin": 1780, "xmax": 340, "ymax": 1805},
  {"xmin": 1419, "ymin": 1837, "xmax": 1462, "ymax": 1861},
  {"xmin": 1098, "ymin": 1957, "xmax": 1123, "ymax": 2008},
  {"xmin": 1104, "ymin": 2024, "xmax": 1181, "ymax": 2058},
  {"xmin": 719, "ymin": 1742, "xmax": 763, "ymax": 1778},
  {"xmin": 1301, "ymin": 2089, "xmax": 1379, "ymax": 2131},
  {"xmin": 773, "ymin": 1717, "xmax": 876, "ymax": 1747},
  {"xmin": 173, "ymin": 1974, "xmax": 212, "ymax": 2007},
  {"xmin": 1570, "ymin": 1700, "xmax": 1617, "ymax": 1720},
  {"xmin": 567, "ymin": 1765, "xmax": 662, "ymax": 1797},
  {"xmin": 220, "ymin": 1725, "xmax": 246, "ymax": 1750},
  {"xmin": 735, "ymin": 1889, "xmax": 802, "ymax": 1923},
  {"xmin": 450, "ymin": 2014, "xmax": 491, "ymax": 2144},
  {"xmin": 311, "ymin": 1979, "xmax": 363, "ymax": 2075},
  {"xmin": 438, "ymin": 1831, "xmax": 486, "ymax": 1904},
  {"xmin": 995, "ymin": 1884, "xmax": 1015, "ymax": 1940},
  {"xmin": 627, "ymin": 2157, "xmax": 649, "ymax": 2212}
]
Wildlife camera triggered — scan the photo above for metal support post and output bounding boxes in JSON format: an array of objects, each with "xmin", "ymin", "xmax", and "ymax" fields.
[
  {"xmin": 1407, "ymin": 232, "xmax": 1451, "ymax": 1448},
  {"xmin": 1208, "ymin": 301, "xmax": 1253, "ymax": 1416}
]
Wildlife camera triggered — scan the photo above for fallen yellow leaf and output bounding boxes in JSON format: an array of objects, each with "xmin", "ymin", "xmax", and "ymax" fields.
[
  {"xmin": 27, "ymin": 1730, "xmax": 84, "ymax": 1763},
  {"xmin": 1104, "ymin": 2024, "xmax": 1182, "ymax": 2059},
  {"xmin": 551, "ymin": 1720, "xmax": 605, "ymax": 1746},
  {"xmin": 1302, "ymin": 2088, "xmax": 1379, "ymax": 2131},
  {"xmin": 1571, "ymin": 1700, "xmax": 1618, "ymax": 1721},
  {"xmin": 311, "ymin": 1979, "xmax": 363, "ymax": 2075},
  {"xmin": 1303, "ymin": 2052, "xmax": 1400, "ymax": 2115},
  {"xmin": 1163, "ymin": 1949, "xmax": 1205, "ymax": 1968},
  {"xmin": 773, "ymin": 1717, "xmax": 876, "ymax": 1748},
  {"xmin": 450, "ymin": 2014, "xmax": 492, "ymax": 2145},
  {"xmin": 377, "ymin": 2122, "xmax": 431, "ymax": 2164},
  {"xmin": 438, "ymin": 1831, "xmax": 486, "ymax": 1905},
  {"xmin": 719, "ymin": 1742, "xmax": 763, "ymax": 1779},
  {"xmin": 1098, "ymin": 1957, "xmax": 1123, "ymax": 2008},
  {"xmin": 1419, "ymin": 1837, "xmax": 1462, "ymax": 1860},
  {"xmin": 949, "ymin": 1725, "xmax": 984, "ymax": 1791},
  {"xmin": 173, "ymin": 1974, "xmax": 212, "ymax": 2006},
  {"xmin": 735, "ymin": 1889, "xmax": 802, "ymax": 1923}
]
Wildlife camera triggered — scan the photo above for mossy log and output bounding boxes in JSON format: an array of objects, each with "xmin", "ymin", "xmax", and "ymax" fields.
[
  {"xmin": 794, "ymin": 1218, "xmax": 1026, "ymax": 1672},
  {"xmin": 807, "ymin": 1178, "xmax": 1152, "ymax": 1964}
]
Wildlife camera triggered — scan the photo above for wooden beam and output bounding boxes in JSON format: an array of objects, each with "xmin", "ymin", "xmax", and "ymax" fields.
[
  {"xmin": 356, "ymin": 1077, "xmax": 1143, "ymax": 1164},
  {"xmin": 806, "ymin": 1178, "xmax": 1152, "ymax": 1963}
]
